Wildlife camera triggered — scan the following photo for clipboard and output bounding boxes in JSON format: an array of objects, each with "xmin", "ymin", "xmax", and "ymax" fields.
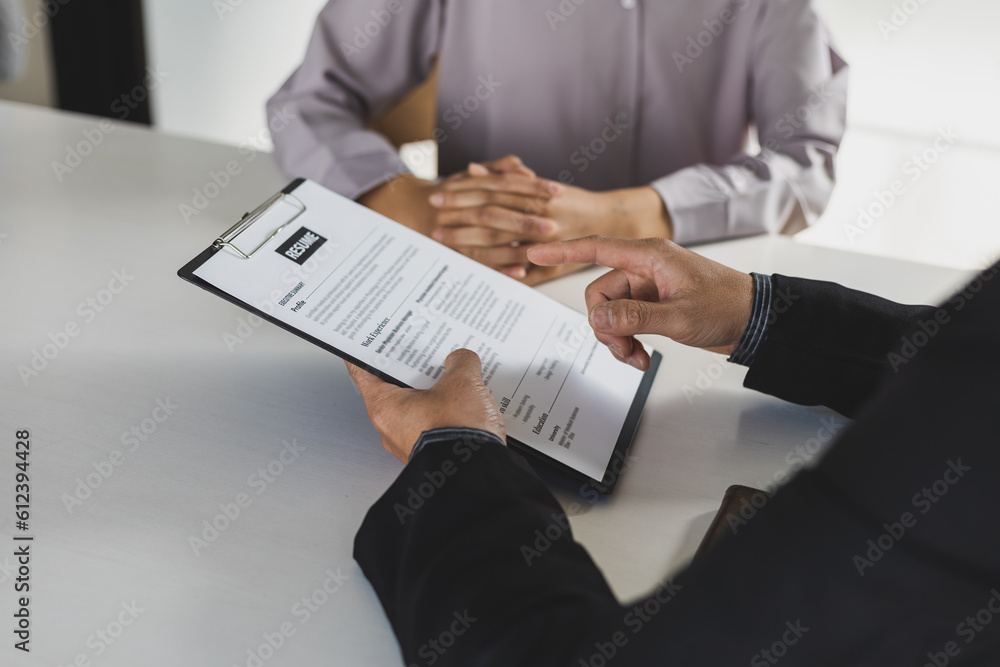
[{"xmin": 179, "ymin": 179, "xmax": 660, "ymax": 493}]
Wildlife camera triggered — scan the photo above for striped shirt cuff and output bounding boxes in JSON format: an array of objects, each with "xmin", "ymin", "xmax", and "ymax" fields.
[{"xmin": 728, "ymin": 273, "xmax": 773, "ymax": 367}]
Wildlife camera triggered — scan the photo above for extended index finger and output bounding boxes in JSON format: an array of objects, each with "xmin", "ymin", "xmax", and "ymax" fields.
[{"xmin": 527, "ymin": 236, "xmax": 656, "ymax": 271}]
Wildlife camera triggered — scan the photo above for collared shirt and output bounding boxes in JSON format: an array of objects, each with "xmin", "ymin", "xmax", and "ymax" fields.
[{"xmin": 268, "ymin": 0, "xmax": 847, "ymax": 245}]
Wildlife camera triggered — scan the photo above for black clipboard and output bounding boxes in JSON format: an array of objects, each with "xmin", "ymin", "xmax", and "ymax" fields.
[{"xmin": 179, "ymin": 179, "xmax": 660, "ymax": 493}]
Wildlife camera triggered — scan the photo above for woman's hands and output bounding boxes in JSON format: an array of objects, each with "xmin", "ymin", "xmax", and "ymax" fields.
[
  {"xmin": 360, "ymin": 155, "xmax": 672, "ymax": 286},
  {"xmin": 430, "ymin": 156, "xmax": 672, "ymax": 284},
  {"xmin": 358, "ymin": 158, "xmax": 562, "ymax": 260}
]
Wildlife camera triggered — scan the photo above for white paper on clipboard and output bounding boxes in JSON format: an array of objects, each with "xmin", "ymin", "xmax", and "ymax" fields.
[{"xmin": 183, "ymin": 179, "xmax": 658, "ymax": 488}]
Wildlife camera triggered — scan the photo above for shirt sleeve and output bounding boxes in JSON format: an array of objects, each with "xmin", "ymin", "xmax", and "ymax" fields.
[
  {"xmin": 266, "ymin": 1, "xmax": 444, "ymax": 200},
  {"xmin": 652, "ymin": 0, "xmax": 849, "ymax": 245},
  {"xmin": 728, "ymin": 272, "xmax": 773, "ymax": 367}
]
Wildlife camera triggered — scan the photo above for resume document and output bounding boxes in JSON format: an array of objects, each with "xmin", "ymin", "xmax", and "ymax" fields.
[{"xmin": 185, "ymin": 180, "xmax": 657, "ymax": 486}]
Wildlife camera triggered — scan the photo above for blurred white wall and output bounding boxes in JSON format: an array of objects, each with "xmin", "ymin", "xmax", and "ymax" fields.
[
  {"xmin": 141, "ymin": 0, "xmax": 328, "ymax": 150},
  {"xmin": 118, "ymin": 1, "xmax": 1000, "ymax": 269},
  {"xmin": 802, "ymin": 0, "xmax": 1000, "ymax": 270},
  {"xmin": 817, "ymin": 0, "xmax": 1000, "ymax": 143}
]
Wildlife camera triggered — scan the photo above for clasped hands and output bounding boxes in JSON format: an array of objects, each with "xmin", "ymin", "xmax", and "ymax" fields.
[
  {"xmin": 347, "ymin": 237, "xmax": 754, "ymax": 463},
  {"xmin": 360, "ymin": 155, "xmax": 671, "ymax": 285}
]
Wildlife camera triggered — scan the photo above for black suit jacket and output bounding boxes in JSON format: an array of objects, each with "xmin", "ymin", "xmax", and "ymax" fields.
[{"xmin": 354, "ymin": 266, "xmax": 1000, "ymax": 666}]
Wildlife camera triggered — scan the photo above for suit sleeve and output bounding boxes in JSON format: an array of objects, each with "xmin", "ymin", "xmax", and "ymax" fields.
[
  {"xmin": 652, "ymin": 0, "xmax": 848, "ymax": 245},
  {"xmin": 354, "ymin": 428, "xmax": 626, "ymax": 666},
  {"xmin": 353, "ymin": 266, "xmax": 1000, "ymax": 666},
  {"xmin": 266, "ymin": 1, "xmax": 443, "ymax": 200},
  {"xmin": 743, "ymin": 274, "xmax": 938, "ymax": 417}
]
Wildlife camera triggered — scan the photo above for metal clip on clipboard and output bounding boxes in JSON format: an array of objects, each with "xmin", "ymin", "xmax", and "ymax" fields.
[{"xmin": 213, "ymin": 191, "xmax": 307, "ymax": 259}]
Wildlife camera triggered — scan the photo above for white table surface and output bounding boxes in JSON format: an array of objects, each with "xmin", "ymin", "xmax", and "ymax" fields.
[{"xmin": 0, "ymin": 100, "xmax": 974, "ymax": 667}]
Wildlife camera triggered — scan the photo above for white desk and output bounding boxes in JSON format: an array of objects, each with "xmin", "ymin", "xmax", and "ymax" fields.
[{"xmin": 0, "ymin": 100, "xmax": 973, "ymax": 667}]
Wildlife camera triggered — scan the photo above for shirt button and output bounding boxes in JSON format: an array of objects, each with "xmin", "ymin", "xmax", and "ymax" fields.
[
  {"xmin": 616, "ymin": 109, "xmax": 631, "ymax": 124},
  {"xmin": 620, "ymin": 0, "xmax": 637, "ymax": 8}
]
